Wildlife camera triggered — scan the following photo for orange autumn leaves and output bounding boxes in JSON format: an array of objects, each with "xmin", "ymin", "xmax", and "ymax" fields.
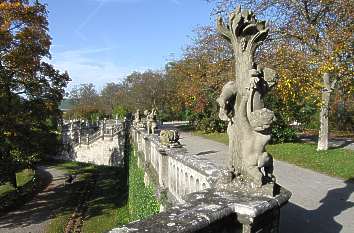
[{"xmin": 166, "ymin": 27, "xmax": 234, "ymax": 113}]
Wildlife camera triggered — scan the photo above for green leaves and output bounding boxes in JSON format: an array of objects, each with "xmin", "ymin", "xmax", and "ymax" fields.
[
  {"xmin": 0, "ymin": 1, "xmax": 69, "ymax": 184},
  {"xmin": 128, "ymin": 149, "xmax": 159, "ymax": 220}
]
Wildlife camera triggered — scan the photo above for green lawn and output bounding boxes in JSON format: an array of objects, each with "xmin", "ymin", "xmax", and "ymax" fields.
[
  {"xmin": 47, "ymin": 161, "xmax": 130, "ymax": 233},
  {"xmin": 193, "ymin": 131, "xmax": 354, "ymax": 180},
  {"xmin": 47, "ymin": 149, "xmax": 159, "ymax": 233},
  {"xmin": 0, "ymin": 169, "xmax": 35, "ymax": 197}
]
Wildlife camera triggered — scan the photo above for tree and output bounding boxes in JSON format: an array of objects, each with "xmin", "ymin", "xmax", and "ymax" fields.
[
  {"xmin": 165, "ymin": 26, "xmax": 234, "ymax": 131},
  {"xmin": 69, "ymin": 83, "xmax": 99, "ymax": 119},
  {"xmin": 209, "ymin": 0, "xmax": 354, "ymax": 149},
  {"xmin": 100, "ymin": 82, "xmax": 122, "ymax": 115},
  {"xmin": 0, "ymin": 0, "xmax": 69, "ymax": 186},
  {"xmin": 123, "ymin": 70, "xmax": 169, "ymax": 111}
]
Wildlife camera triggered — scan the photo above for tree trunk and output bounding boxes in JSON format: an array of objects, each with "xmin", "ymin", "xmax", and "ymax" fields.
[{"xmin": 317, "ymin": 73, "xmax": 332, "ymax": 151}]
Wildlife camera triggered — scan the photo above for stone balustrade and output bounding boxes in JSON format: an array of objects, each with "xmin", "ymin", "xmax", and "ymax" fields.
[
  {"xmin": 59, "ymin": 119, "xmax": 127, "ymax": 166},
  {"xmin": 109, "ymin": 125, "xmax": 291, "ymax": 233},
  {"xmin": 132, "ymin": 127, "xmax": 221, "ymax": 203}
]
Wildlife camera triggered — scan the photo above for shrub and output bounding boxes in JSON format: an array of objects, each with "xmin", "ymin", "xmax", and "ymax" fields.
[{"xmin": 271, "ymin": 120, "xmax": 298, "ymax": 144}]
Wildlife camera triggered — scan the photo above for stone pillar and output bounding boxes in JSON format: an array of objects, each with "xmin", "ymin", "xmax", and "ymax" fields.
[
  {"xmin": 69, "ymin": 121, "xmax": 74, "ymax": 140},
  {"xmin": 159, "ymin": 150, "xmax": 169, "ymax": 188},
  {"xmin": 96, "ymin": 116, "xmax": 99, "ymax": 126},
  {"xmin": 144, "ymin": 138, "xmax": 150, "ymax": 165},
  {"xmin": 115, "ymin": 115, "xmax": 119, "ymax": 126},
  {"xmin": 77, "ymin": 129, "xmax": 81, "ymax": 145},
  {"xmin": 86, "ymin": 133, "xmax": 89, "ymax": 146},
  {"xmin": 101, "ymin": 119, "xmax": 106, "ymax": 141},
  {"xmin": 138, "ymin": 132, "xmax": 142, "ymax": 151}
]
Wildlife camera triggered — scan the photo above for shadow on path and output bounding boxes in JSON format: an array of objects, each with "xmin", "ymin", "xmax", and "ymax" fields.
[
  {"xmin": 281, "ymin": 179, "xmax": 354, "ymax": 233},
  {"xmin": 0, "ymin": 166, "xmax": 66, "ymax": 232},
  {"xmin": 196, "ymin": 150, "xmax": 219, "ymax": 156},
  {"xmin": 299, "ymin": 135, "xmax": 353, "ymax": 150},
  {"xmin": 329, "ymin": 138, "xmax": 353, "ymax": 150}
]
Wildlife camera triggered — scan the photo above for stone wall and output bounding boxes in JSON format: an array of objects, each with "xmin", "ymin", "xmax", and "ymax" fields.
[
  {"xmin": 59, "ymin": 121, "xmax": 127, "ymax": 166},
  {"xmin": 109, "ymin": 126, "xmax": 291, "ymax": 233},
  {"xmin": 132, "ymin": 127, "xmax": 219, "ymax": 203}
]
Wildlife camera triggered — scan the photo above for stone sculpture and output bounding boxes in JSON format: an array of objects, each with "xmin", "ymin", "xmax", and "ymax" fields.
[
  {"xmin": 146, "ymin": 108, "xmax": 157, "ymax": 134},
  {"xmin": 133, "ymin": 109, "xmax": 141, "ymax": 125},
  {"xmin": 216, "ymin": 6, "xmax": 278, "ymax": 194},
  {"xmin": 133, "ymin": 109, "xmax": 145, "ymax": 129},
  {"xmin": 159, "ymin": 129, "xmax": 181, "ymax": 148}
]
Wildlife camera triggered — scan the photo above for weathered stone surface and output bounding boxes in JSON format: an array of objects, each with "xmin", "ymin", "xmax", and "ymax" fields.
[
  {"xmin": 109, "ymin": 187, "xmax": 290, "ymax": 233},
  {"xmin": 60, "ymin": 120, "xmax": 126, "ymax": 166},
  {"xmin": 124, "ymin": 125, "xmax": 291, "ymax": 233},
  {"xmin": 159, "ymin": 129, "xmax": 181, "ymax": 148},
  {"xmin": 216, "ymin": 6, "xmax": 278, "ymax": 191}
]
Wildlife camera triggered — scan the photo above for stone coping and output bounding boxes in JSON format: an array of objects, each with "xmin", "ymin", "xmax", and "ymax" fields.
[
  {"xmin": 109, "ymin": 187, "xmax": 291, "ymax": 233},
  {"xmin": 134, "ymin": 127, "xmax": 222, "ymax": 184},
  {"xmin": 126, "ymin": 126, "xmax": 291, "ymax": 233}
]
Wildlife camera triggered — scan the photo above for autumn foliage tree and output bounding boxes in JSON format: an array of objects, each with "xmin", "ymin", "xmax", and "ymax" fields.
[
  {"xmin": 69, "ymin": 83, "xmax": 100, "ymax": 119},
  {"xmin": 120, "ymin": 70, "xmax": 180, "ymax": 121},
  {"xmin": 209, "ymin": 0, "xmax": 354, "ymax": 149},
  {"xmin": 0, "ymin": 0, "xmax": 69, "ymax": 186},
  {"xmin": 166, "ymin": 27, "xmax": 234, "ymax": 132}
]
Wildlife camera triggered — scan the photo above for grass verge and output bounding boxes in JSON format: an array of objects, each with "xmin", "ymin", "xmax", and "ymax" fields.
[
  {"xmin": 0, "ymin": 169, "xmax": 42, "ymax": 214},
  {"xmin": 193, "ymin": 131, "xmax": 354, "ymax": 180},
  {"xmin": 47, "ymin": 161, "xmax": 130, "ymax": 233},
  {"xmin": 0, "ymin": 169, "xmax": 35, "ymax": 197},
  {"xmin": 47, "ymin": 148, "xmax": 160, "ymax": 233}
]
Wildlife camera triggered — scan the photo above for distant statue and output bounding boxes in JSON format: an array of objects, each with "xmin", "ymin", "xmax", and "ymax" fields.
[
  {"xmin": 147, "ymin": 108, "xmax": 157, "ymax": 134},
  {"xmin": 133, "ymin": 109, "xmax": 145, "ymax": 128},
  {"xmin": 159, "ymin": 129, "xmax": 181, "ymax": 148},
  {"xmin": 216, "ymin": 6, "xmax": 278, "ymax": 194},
  {"xmin": 134, "ymin": 109, "xmax": 140, "ymax": 124}
]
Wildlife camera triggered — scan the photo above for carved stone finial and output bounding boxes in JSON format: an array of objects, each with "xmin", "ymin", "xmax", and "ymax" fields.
[{"xmin": 216, "ymin": 6, "xmax": 278, "ymax": 195}]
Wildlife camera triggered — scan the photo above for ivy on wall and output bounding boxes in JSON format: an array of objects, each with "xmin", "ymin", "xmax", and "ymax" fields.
[{"xmin": 128, "ymin": 148, "xmax": 160, "ymax": 220}]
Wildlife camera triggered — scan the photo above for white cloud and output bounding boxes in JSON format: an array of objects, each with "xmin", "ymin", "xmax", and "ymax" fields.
[
  {"xmin": 169, "ymin": 0, "xmax": 181, "ymax": 5},
  {"xmin": 49, "ymin": 48, "xmax": 148, "ymax": 91}
]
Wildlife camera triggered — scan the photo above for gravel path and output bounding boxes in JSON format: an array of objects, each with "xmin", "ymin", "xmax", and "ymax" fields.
[
  {"xmin": 0, "ymin": 166, "xmax": 67, "ymax": 233},
  {"xmin": 179, "ymin": 131, "xmax": 354, "ymax": 233}
]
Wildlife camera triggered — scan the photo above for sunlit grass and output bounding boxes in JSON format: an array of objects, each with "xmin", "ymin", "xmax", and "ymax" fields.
[
  {"xmin": 47, "ymin": 154, "xmax": 158, "ymax": 233},
  {"xmin": 0, "ymin": 169, "xmax": 35, "ymax": 197},
  {"xmin": 193, "ymin": 131, "xmax": 354, "ymax": 180}
]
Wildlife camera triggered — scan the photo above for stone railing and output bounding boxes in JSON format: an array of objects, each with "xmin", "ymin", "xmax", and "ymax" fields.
[
  {"xmin": 133, "ymin": 127, "xmax": 219, "ymax": 203},
  {"xmin": 62, "ymin": 119, "xmax": 123, "ymax": 147},
  {"xmin": 109, "ymin": 126, "xmax": 291, "ymax": 233},
  {"xmin": 59, "ymin": 119, "xmax": 128, "ymax": 166}
]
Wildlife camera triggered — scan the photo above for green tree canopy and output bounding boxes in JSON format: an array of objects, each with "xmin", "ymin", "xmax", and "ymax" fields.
[{"xmin": 0, "ymin": 0, "xmax": 69, "ymax": 186}]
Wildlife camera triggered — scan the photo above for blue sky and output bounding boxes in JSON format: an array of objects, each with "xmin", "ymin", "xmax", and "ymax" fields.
[{"xmin": 42, "ymin": 0, "xmax": 215, "ymax": 91}]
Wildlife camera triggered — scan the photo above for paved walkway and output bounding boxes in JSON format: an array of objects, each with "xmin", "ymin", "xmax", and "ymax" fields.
[
  {"xmin": 179, "ymin": 131, "xmax": 354, "ymax": 233},
  {"xmin": 0, "ymin": 166, "xmax": 67, "ymax": 233}
]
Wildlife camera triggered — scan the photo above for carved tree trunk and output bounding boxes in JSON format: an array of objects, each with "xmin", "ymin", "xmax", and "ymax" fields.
[
  {"xmin": 216, "ymin": 7, "xmax": 277, "ymax": 187},
  {"xmin": 317, "ymin": 73, "xmax": 333, "ymax": 151}
]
